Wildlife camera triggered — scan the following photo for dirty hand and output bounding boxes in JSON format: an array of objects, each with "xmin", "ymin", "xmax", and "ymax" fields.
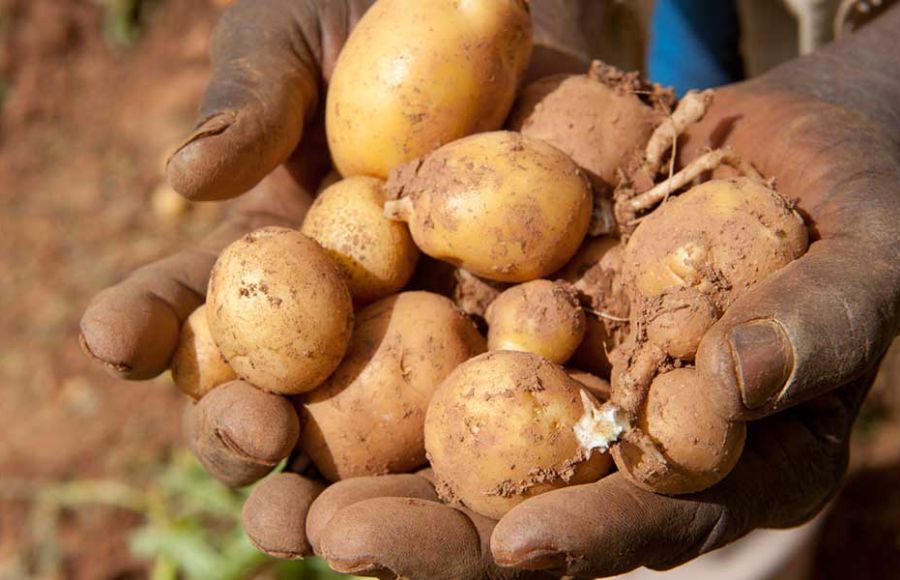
[{"xmin": 78, "ymin": 0, "xmax": 601, "ymax": 562}]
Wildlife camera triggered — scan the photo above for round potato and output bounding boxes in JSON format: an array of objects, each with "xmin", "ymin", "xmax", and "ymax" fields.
[
  {"xmin": 327, "ymin": 0, "xmax": 532, "ymax": 178},
  {"xmin": 301, "ymin": 176, "xmax": 419, "ymax": 305},
  {"xmin": 385, "ymin": 131, "xmax": 593, "ymax": 283},
  {"xmin": 206, "ymin": 227, "xmax": 353, "ymax": 395},
  {"xmin": 485, "ymin": 280, "xmax": 585, "ymax": 364},
  {"xmin": 300, "ymin": 291, "xmax": 485, "ymax": 482},
  {"xmin": 170, "ymin": 304, "xmax": 236, "ymax": 400},
  {"xmin": 425, "ymin": 351, "xmax": 612, "ymax": 519}
]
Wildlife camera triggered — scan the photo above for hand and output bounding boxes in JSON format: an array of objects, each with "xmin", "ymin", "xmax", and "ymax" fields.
[
  {"xmin": 296, "ymin": 53, "xmax": 900, "ymax": 580},
  {"xmin": 79, "ymin": 0, "xmax": 607, "ymax": 561}
]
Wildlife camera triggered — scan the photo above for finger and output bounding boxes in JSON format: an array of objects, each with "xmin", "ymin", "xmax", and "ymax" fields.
[
  {"xmin": 80, "ymin": 160, "xmax": 314, "ymax": 381},
  {"xmin": 242, "ymin": 472, "xmax": 325, "ymax": 559},
  {"xmin": 491, "ymin": 372, "xmax": 872, "ymax": 578},
  {"xmin": 306, "ymin": 472, "xmax": 438, "ymax": 553},
  {"xmin": 697, "ymin": 236, "xmax": 899, "ymax": 421},
  {"xmin": 317, "ymin": 493, "xmax": 553, "ymax": 579},
  {"xmin": 188, "ymin": 381, "xmax": 300, "ymax": 487}
]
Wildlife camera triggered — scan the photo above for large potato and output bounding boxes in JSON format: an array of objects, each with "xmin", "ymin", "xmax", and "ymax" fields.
[
  {"xmin": 425, "ymin": 351, "xmax": 612, "ymax": 519},
  {"xmin": 385, "ymin": 131, "xmax": 593, "ymax": 283},
  {"xmin": 300, "ymin": 291, "xmax": 485, "ymax": 482},
  {"xmin": 326, "ymin": 0, "xmax": 532, "ymax": 178},
  {"xmin": 206, "ymin": 227, "xmax": 353, "ymax": 395},
  {"xmin": 301, "ymin": 176, "xmax": 419, "ymax": 305}
]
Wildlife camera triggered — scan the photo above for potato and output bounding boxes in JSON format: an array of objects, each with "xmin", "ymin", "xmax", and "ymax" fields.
[
  {"xmin": 508, "ymin": 65, "xmax": 668, "ymax": 192},
  {"xmin": 624, "ymin": 177, "xmax": 808, "ymax": 360},
  {"xmin": 425, "ymin": 351, "xmax": 612, "ymax": 519},
  {"xmin": 612, "ymin": 368, "xmax": 746, "ymax": 494},
  {"xmin": 485, "ymin": 280, "xmax": 585, "ymax": 364},
  {"xmin": 300, "ymin": 291, "xmax": 485, "ymax": 482},
  {"xmin": 559, "ymin": 238, "xmax": 630, "ymax": 377},
  {"xmin": 206, "ymin": 227, "xmax": 353, "ymax": 395},
  {"xmin": 301, "ymin": 176, "xmax": 419, "ymax": 305},
  {"xmin": 170, "ymin": 304, "xmax": 236, "ymax": 400},
  {"xmin": 327, "ymin": 0, "xmax": 532, "ymax": 178},
  {"xmin": 385, "ymin": 131, "xmax": 593, "ymax": 283},
  {"xmin": 567, "ymin": 369, "xmax": 611, "ymax": 401}
]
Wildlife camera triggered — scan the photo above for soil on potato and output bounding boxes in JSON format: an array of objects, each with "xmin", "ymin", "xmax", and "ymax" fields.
[{"xmin": 0, "ymin": 0, "xmax": 897, "ymax": 578}]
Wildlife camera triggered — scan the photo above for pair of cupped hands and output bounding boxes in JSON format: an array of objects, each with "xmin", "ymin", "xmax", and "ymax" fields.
[{"xmin": 80, "ymin": 1, "xmax": 900, "ymax": 578}]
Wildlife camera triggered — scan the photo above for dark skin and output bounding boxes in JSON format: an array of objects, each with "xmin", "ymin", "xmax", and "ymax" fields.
[{"xmin": 80, "ymin": 1, "xmax": 900, "ymax": 578}]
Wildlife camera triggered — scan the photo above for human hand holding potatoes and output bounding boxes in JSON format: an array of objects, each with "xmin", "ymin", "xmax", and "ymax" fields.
[{"xmin": 81, "ymin": 0, "xmax": 900, "ymax": 578}]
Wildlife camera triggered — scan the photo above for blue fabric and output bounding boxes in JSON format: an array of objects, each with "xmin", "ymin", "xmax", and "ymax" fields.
[{"xmin": 648, "ymin": 0, "xmax": 744, "ymax": 95}]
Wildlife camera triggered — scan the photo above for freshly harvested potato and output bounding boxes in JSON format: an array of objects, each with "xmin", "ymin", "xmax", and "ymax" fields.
[
  {"xmin": 625, "ymin": 177, "xmax": 808, "ymax": 360},
  {"xmin": 327, "ymin": 0, "xmax": 533, "ymax": 179},
  {"xmin": 425, "ymin": 351, "xmax": 612, "ymax": 519},
  {"xmin": 300, "ymin": 292, "xmax": 485, "ymax": 482},
  {"xmin": 170, "ymin": 304, "xmax": 236, "ymax": 400},
  {"xmin": 559, "ymin": 238, "xmax": 630, "ymax": 377},
  {"xmin": 301, "ymin": 176, "xmax": 419, "ymax": 305},
  {"xmin": 385, "ymin": 131, "xmax": 593, "ymax": 283},
  {"xmin": 508, "ymin": 64, "xmax": 669, "ymax": 191},
  {"xmin": 206, "ymin": 227, "xmax": 353, "ymax": 395},
  {"xmin": 485, "ymin": 280, "xmax": 585, "ymax": 364},
  {"xmin": 612, "ymin": 368, "xmax": 746, "ymax": 494}
]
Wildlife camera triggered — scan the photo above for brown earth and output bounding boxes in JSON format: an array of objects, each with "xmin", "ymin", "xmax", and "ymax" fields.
[{"xmin": 0, "ymin": 0, "xmax": 897, "ymax": 578}]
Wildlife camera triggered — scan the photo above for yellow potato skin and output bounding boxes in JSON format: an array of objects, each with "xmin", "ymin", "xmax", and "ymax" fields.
[
  {"xmin": 170, "ymin": 305, "xmax": 236, "ymax": 400},
  {"xmin": 387, "ymin": 132, "xmax": 593, "ymax": 283},
  {"xmin": 326, "ymin": 0, "xmax": 532, "ymax": 178},
  {"xmin": 626, "ymin": 177, "xmax": 808, "ymax": 308},
  {"xmin": 425, "ymin": 351, "xmax": 612, "ymax": 519},
  {"xmin": 300, "ymin": 292, "xmax": 485, "ymax": 482},
  {"xmin": 206, "ymin": 227, "xmax": 353, "ymax": 395},
  {"xmin": 486, "ymin": 280, "xmax": 585, "ymax": 364},
  {"xmin": 301, "ymin": 176, "xmax": 419, "ymax": 305}
]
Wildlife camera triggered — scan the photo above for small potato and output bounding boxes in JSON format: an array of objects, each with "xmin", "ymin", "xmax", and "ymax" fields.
[
  {"xmin": 327, "ymin": 0, "xmax": 532, "ymax": 178},
  {"xmin": 425, "ymin": 351, "xmax": 612, "ymax": 519},
  {"xmin": 301, "ymin": 176, "xmax": 419, "ymax": 305},
  {"xmin": 644, "ymin": 288, "xmax": 718, "ymax": 361},
  {"xmin": 485, "ymin": 280, "xmax": 585, "ymax": 364},
  {"xmin": 170, "ymin": 304, "xmax": 236, "ymax": 400},
  {"xmin": 559, "ymin": 238, "xmax": 630, "ymax": 377},
  {"xmin": 385, "ymin": 132, "xmax": 593, "ymax": 283},
  {"xmin": 613, "ymin": 368, "xmax": 746, "ymax": 494},
  {"xmin": 300, "ymin": 292, "xmax": 485, "ymax": 482},
  {"xmin": 206, "ymin": 227, "xmax": 353, "ymax": 395}
]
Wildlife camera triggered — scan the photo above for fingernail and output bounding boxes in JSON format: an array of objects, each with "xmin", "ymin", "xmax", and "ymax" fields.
[
  {"xmin": 495, "ymin": 548, "xmax": 565, "ymax": 571},
  {"xmin": 169, "ymin": 112, "xmax": 236, "ymax": 163},
  {"xmin": 730, "ymin": 320, "xmax": 793, "ymax": 409}
]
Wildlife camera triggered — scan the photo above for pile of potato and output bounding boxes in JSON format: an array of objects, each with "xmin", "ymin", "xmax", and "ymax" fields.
[{"xmin": 171, "ymin": 0, "xmax": 809, "ymax": 534}]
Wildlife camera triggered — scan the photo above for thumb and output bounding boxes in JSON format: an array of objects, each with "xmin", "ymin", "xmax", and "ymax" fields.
[
  {"xmin": 697, "ymin": 236, "xmax": 899, "ymax": 421},
  {"xmin": 167, "ymin": 0, "xmax": 326, "ymax": 201}
]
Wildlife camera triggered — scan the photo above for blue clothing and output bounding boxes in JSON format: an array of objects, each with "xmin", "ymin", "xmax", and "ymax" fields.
[{"xmin": 648, "ymin": 0, "xmax": 745, "ymax": 95}]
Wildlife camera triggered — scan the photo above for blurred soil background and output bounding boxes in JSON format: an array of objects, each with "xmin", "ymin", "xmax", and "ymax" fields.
[{"xmin": 0, "ymin": 0, "xmax": 896, "ymax": 578}]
